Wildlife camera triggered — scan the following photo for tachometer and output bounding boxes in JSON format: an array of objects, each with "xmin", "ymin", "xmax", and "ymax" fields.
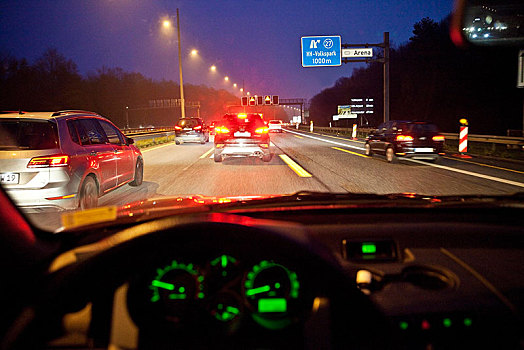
[{"xmin": 149, "ymin": 260, "xmax": 204, "ymax": 321}]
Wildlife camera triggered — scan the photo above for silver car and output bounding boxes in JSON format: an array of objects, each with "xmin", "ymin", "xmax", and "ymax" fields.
[{"xmin": 0, "ymin": 110, "xmax": 143, "ymax": 212}]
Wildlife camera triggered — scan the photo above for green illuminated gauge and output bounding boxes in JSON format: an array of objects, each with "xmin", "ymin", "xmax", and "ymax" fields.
[
  {"xmin": 149, "ymin": 260, "xmax": 204, "ymax": 318},
  {"xmin": 243, "ymin": 260, "xmax": 300, "ymax": 329},
  {"xmin": 209, "ymin": 291, "xmax": 243, "ymax": 324},
  {"xmin": 208, "ymin": 255, "xmax": 241, "ymax": 285}
]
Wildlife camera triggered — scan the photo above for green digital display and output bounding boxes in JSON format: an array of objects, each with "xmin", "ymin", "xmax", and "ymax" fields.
[
  {"xmin": 362, "ymin": 243, "xmax": 377, "ymax": 254},
  {"xmin": 344, "ymin": 239, "xmax": 397, "ymax": 262},
  {"xmin": 258, "ymin": 298, "xmax": 287, "ymax": 313}
]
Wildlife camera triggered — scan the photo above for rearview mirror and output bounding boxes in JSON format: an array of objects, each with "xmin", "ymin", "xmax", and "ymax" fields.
[
  {"xmin": 126, "ymin": 137, "xmax": 134, "ymax": 145},
  {"xmin": 451, "ymin": 0, "xmax": 524, "ymax": 47}
]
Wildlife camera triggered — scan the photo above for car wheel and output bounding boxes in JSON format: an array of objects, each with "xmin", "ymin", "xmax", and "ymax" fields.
[
  {"xmin": 429, "ymin": 156, "xmax": 441, "ymax": 164},
  {"xmin": 214, "ymin": 152, "xmax": 222, "ymax": 162},
  {"xmin": 129, "ymin": 158, "xmax": 143, "ymax": 187},
  {"xmin": 364, "ymin": 143, "xmax": 373, "ymax": 157},
  {"xmin": 386, "ymin": 147, "xmax": 396, "ymax": 163},
  {"xmin": 262, "ymin": 153, "xmax": 272, "ymax": 162},
  {"xmin": 79, "ymin": 176, "xmax": 98, "ymax": 209},
  {"xmin": 175, "ymin": 140, "xmax": 180, "ymax": 145}
]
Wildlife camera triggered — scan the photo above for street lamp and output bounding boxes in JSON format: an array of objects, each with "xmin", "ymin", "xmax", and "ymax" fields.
[
  {"xmin": 233, "ymin": 83, "xmax": 237, "ymax": 88},
  {"xmin": 161, "ymin": 11, "xmax": 186, "ymax": 119},
  {"xmin": 190, "ymin": 49, "xmax": 198, "ymax": 56},
  {"xmin": 210, "ymin": 65, "xmax": 217, "ymax": 72},
  {"xmin": 224, "ymin": 76, "xmax": 229, "ymax": 81}
]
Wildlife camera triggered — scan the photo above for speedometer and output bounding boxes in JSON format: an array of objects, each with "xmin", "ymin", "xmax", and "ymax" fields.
[{"xmin": 243, "ymin": 260, "xmax": 300, "ymax": 329}]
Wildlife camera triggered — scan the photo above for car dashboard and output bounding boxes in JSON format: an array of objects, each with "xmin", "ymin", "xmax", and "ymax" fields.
[{"xmin": 12, "ymin": 205, "xmax": 523, "ymax": 350}]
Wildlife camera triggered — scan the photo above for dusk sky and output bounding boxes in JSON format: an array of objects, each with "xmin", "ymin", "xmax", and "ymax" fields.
[{"xmin": 1, "ymin": 0, "xmax": 454, "ymax": 101}]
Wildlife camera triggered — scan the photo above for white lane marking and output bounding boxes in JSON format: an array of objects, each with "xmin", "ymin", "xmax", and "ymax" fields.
[
  {"xmin": 284, "ymin": 129, "xmax": 365, "ymax": 151},
  {"xmin": 200, "ymin": 147, "xmax": 214, "ymax": 159},
  {"xmin": 285, "ymin": 129, "xmax": 524, "ymax": 189},
  {"xmin": 270, "ymin": 142, "xmax": 275, "ymax": 146},
  {"xmin": 210, "ymin": 153, "xmax": 214, "ymax": 159},
  {"xmin": 406, "ymin": 158, "xmax": 524, "ymax": 188}
]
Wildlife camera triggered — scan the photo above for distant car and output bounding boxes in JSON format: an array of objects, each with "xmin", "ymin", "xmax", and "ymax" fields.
[
  {"xmin": 0, "ymin": 110, "xmax": 143, "ymax": 211},
  {"xmin": 365, "ymin": 120, "xmax": 445, "ymax": 163},
  {"xmin": 268, "ymin": 120, "xmax": 283, "ymax": 133},
  {"xmin": 174, "ymin": 117, "xmax": 209, "ymax": 144},
  {"xmin": 214, "ymin": 113, "xmax": 271, "ymax": 162},
  {"xmin": 208, "ymin": 120, "xmax": 220, "ymax": 135}
]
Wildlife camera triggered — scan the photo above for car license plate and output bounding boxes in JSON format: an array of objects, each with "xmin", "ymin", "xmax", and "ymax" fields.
[
  {"xmin": 414, "ymin": 148, "xmax": 433, "ymax": 153},
  {"xmin": 184, "ymin": 128, "xmax": 192, "ymax": 131},
  {"xmin": 0, "ymin": 173, "xmax": 20, "ymax": 184},
  {"xmin": 234, "ymin": 131, "xmax": 251, "ymax": 137}
]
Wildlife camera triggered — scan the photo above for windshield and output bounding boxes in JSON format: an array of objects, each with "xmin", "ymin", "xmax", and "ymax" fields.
[
  {"xmin": 0, "ymin": 119, "xmax": 59, "ymax": 150},
  {"xmin": 1, "ymin": 1, "xmax": 523, "ymax": 232},
  {"xmin": 177, "ymin": 118, "xmax": 200, "ymax": 128}
]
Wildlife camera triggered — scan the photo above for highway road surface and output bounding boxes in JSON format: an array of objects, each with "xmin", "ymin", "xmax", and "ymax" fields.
[{"xmin": 27, "ymin": 129, "xmax": 524, "ymax": 231}]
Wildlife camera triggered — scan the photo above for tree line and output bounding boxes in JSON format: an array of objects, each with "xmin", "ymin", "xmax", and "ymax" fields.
[
  {"xmin": 309, "ymin": 17, "xmax": 522, "ymax": 135},
  {"xmin": 0, "ymin": 48, "xmax": 240, "ymax": 128}
]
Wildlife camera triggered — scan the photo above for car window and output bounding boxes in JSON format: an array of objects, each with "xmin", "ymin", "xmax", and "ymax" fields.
[
  {"xmin": 177, "ymin": 119, "xmax": 200, "ymax": 128},
  {"xmin": 406, "ymin": 123, "xmax": 440, "ymax": 133},
  {"xmin": 0, "ymin": 119, "xmax": 59, "ymax": 150},
  {"xmin": 67, "ymin": 120, "xmax": 81, "ymax": 145},
  {"xmin": 98, "ymin": 119, "xmax": 124, "ymax": 145},
  {"xmin": 77, "ymin": 119, "xmax": 108, "ymax": 145}
]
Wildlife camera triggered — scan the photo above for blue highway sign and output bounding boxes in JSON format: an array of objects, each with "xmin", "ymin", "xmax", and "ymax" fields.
[{"xmin": 301, "ymin": 35, "xmax": 341, "ymax": 67}]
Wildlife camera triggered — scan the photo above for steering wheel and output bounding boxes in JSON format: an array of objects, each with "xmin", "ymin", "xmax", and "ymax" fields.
[{"xmin": 1, "ymin": 213, "xmax": 390, "ymax": 349}]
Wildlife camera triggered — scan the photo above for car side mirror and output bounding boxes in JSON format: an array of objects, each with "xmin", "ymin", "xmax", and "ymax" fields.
[{"xmin": 126, "ymin": 137, "xmax": 134, "ymax": 145}]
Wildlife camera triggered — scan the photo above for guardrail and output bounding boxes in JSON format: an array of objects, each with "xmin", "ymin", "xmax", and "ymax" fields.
[
  {"xmin": 291, "ymin": 124, "xmax": 523, "ymax": 159},
  {"xmin": 122, "ymin": 128, "xmax": 177, "ymax": 149},
  {"xmin": 122, "ymin": 127, "xmax": 176, "ymax": 136}
]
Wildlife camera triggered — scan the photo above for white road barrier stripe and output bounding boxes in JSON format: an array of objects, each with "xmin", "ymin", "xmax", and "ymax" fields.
[
  {"xmin": 406, "ymin": 158, "xmax": 524, "ymax": 188},
  {"xmin": 284, "ymin": 129, "xmax": 365, "ymax": 151}
]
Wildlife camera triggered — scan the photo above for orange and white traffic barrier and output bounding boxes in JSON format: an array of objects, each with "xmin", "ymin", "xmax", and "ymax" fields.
[
  {"xmin": 459, "ymin": 119, "xmax": 468, "ymax": 154},
  {"xmin": 352, "ymin": 124, "xmax": 357, "ymax": 139},
  {"xmin": 310, "ymin": 121, "xmax": 314, "ymax": 132}
]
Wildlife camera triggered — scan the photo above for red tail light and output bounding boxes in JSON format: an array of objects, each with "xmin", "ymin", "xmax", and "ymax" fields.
[
  {"xmin": 174, "ymin": 125, "xmax": 182, "ymax": 131},
  {"xmin": 28, "ymin": 154, "xmax": 69, "ymax": 168},
  {"xmin": 396, "ymin": 135, "xmax": 414, "ymax": 141},
  {"xmin": 215, "ymin": 126, "xmax": 230, "ymax": 134},
  {"xmin": 255, "ymin": 127, "xmax": 269, "ymax": 134},
  {"xmin": 193, "ymin": 125, "xmax": 202, "ymax": 130},
  {"xmin": 432, "ymin": 135, "xmax": 445, "ymax": 141}
]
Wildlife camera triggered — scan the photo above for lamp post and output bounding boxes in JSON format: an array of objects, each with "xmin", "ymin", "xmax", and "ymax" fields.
[{"xmin": 176, "ymin": 9, "xmax": 185, "ymax": 118}]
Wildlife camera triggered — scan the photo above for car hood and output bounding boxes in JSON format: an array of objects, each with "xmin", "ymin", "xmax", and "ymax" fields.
[{"xmin": 58, "ymin": 191, "xmax": 524, "ymax": 232}]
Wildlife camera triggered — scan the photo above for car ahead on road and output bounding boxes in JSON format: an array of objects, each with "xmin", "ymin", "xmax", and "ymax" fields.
[
  {"xmin": 174, "ymin": 117, "xmax": 209, "ymax": 144},
  {"xmin": 268, "ymin": 120, "xmax": 283, "ymax": 133},
  {"xmin": 0, "ymin": 110, "xmax": 143, "ymax": 211},
  {"xmin": 214, "ymin": 113, "xmax": 271, "ymax": 162},
  {"xmin": 208, "ymin": 120, "xmax": 220, "ymax": 135},
  {"xmin": 365, "ymin": 120, "xmax": 445, "ymax": 163}
]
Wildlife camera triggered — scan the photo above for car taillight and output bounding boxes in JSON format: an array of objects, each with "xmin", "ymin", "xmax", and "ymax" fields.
[
  {"xmin": 174, "ymin": 125, "xmax": 182, "ymax": 130},
  {"xmin": 255, "ymin": 127, "xmax": 269, "ymax": 134},
  {"xmin": 193, "ymin": 125, "xmax": 202, "ymax": 130},
  {"xmin": 396, "ymin": 135, "xmax": 413, "ymax": 141},
  {"xmin": 215, "ymin": 126, "xmax": 230, "ymax": 134},
  {"xmin": 432, "ymin": 135, "xmax": 445, "ymax": 141},
  {"xmin": 27, "ymin": 154, "xmax": 69, "ymax": 168}
]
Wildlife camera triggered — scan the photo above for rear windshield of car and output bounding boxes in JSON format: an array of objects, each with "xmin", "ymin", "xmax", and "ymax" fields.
[
  {"xmin": 177, "ymin": 118, "xmax": 200, "ymax": 128},
  {"xmin": 397, "ymin": 122, "xmax": 440, "ymax": 133},
  {"xmin": 223, "ymin": 114, "xmax": 264, "ymax": 125},
  {"xmin": 0, "ymin": 119, "xmax": 59, "ymax": 150}
]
